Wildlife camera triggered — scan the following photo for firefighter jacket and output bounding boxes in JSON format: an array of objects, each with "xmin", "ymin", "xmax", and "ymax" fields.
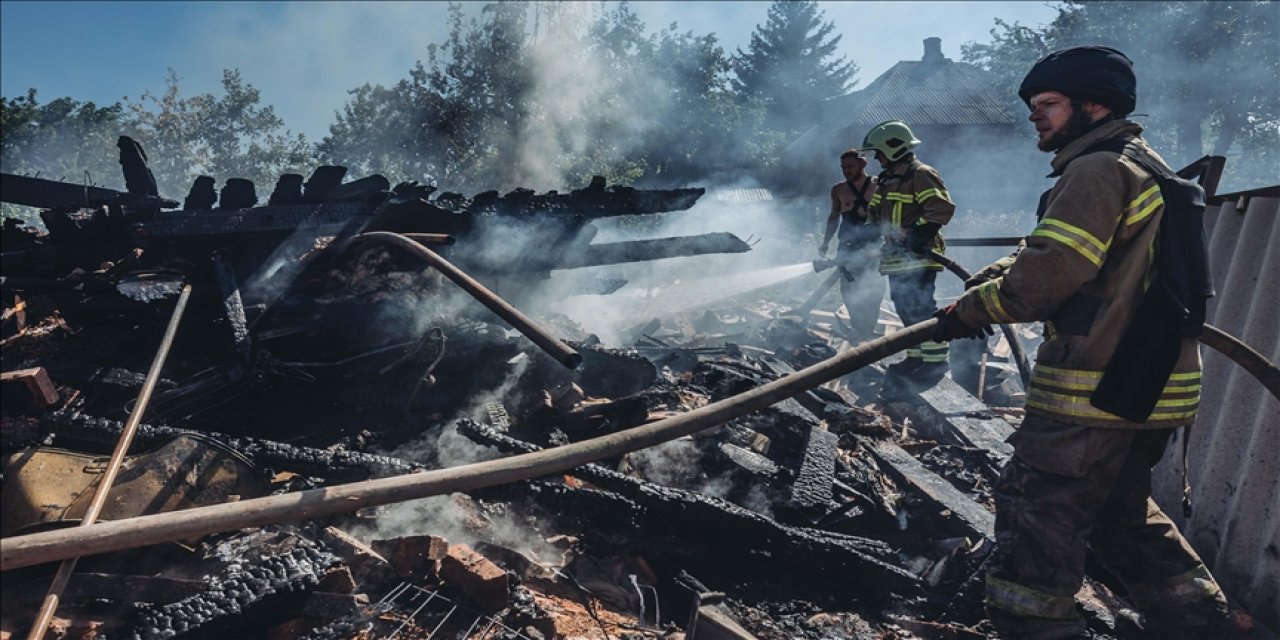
[
  {"xmin": 868, "ymin": 158, "xmax": 955, "ymax": 274},
  {"xmin": 955, "ymin": 120, "xmax": 1200, "ymax": 428}
]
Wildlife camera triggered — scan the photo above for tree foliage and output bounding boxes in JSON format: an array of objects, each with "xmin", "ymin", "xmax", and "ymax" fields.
[
  {"xmin": 319, "ymin": 1, "xmax": 771, "ymax": 192},
  {"xmin": 1, "ymin": 89, "xmax": 124, "ymax": 185},
  {"xmin": 124, "ymin": 69, "xmax": 312, "ymax": 197},
  {"xmin": 1, "ymin": 69, "xmax": 311, "ymax": 214},
  {"xmin": 732, "ymin": 0, "xmax": 857, "ymax": 138},
  {"xmin": 963, "ymin": 0, "xmax": 1279, "ymax": 190}
]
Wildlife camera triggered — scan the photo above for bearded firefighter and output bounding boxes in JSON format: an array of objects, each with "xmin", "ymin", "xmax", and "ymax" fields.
[{"xmin": 932, "ymin": 46, "xmax": 1244, "ymax": 639}]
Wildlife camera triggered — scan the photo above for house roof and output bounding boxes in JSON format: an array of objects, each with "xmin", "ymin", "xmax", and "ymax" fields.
[
  {"xmin": 838, "ymin": 57, "xmax": 1019, "ymax": 126},
  {"xmin": 785, "ymin": 38, "xmax": 1019, "ymax": 163}
]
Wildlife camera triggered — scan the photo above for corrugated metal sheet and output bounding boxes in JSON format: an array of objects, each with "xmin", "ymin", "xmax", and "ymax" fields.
[
  {"xmin": 848, "ymin": 60, "xmax": 1018, "ymax": 126},
  {"xmin": 712, "ymin": 188, "xmax": 774, "ymax": 203},
  {"xmin": 1153, "ymin": 194, "xmax": 1280, "ymax": 629}
]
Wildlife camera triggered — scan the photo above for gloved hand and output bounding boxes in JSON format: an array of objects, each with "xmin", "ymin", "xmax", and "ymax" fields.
[
  {"xmin": 964, "ymin": 255, "xmax": 1018, "ymax": 289},
  {"xmin": 905, "ymin": 223, "xmax": 941, "ymax": 255},
  {"xmin": 932, "ymin": 303, "xmax": 994, "ymax": 341}
]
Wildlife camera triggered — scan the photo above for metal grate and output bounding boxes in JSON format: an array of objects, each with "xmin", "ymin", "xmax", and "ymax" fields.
[{"xmin": 375, "ymin": 582, "xmax": 538, "ymax": 640}]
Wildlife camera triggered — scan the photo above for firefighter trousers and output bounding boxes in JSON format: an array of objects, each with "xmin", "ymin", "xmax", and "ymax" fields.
[
  {"xmin": 886, "ymin": 269, "xmax": 948, "ymax": 365},
  {"xmin": 985, "ymin": 416, "xmax": 1224, "ymax": 637}
]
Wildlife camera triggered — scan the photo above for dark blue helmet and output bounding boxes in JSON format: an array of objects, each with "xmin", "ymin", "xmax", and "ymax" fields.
[{"xmin": 1019, "ymin": 46, "xmax": 1137, "ymax": 116}]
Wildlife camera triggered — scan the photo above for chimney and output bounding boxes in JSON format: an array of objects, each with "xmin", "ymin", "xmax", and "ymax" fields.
[{"xmin": 923, "ymin": 37, "xmax": 946, "ymax": 63}]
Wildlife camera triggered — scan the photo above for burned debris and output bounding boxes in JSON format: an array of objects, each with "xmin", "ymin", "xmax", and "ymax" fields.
[{"xmin": 2, "ymin": 137, "xmax": 1163, "ymax": 640}]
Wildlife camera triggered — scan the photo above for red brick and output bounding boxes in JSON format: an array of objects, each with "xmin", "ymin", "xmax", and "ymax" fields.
[{"xmin": 439, "ymin": 543, "xmax": 509, "ymax": 613}]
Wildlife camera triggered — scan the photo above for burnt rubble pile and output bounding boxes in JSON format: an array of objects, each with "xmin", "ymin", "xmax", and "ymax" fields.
[{"xmin": 0, "ymin": 138, "xmax": 1120, "ymax": 640}]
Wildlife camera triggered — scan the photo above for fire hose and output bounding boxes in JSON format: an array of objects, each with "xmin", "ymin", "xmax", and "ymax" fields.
[
  {"xmin": 928, "ymin": 250, "xmax": 1280, "ymax": 403},
  {"xmin": 0, "ymin": 318, "xmax": 940, "ymax": 571},
  {"xmin": 927, "ymin": 250, "xmax": 1033, "ymax": 388}
]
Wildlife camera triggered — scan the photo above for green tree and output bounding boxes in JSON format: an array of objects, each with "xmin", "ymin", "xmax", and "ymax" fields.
[
  {"xmin": 1, "ymin": 89, "xmax": 126, "ymax": 224},
  {"xmin": 963, "ymin": 1, "xmax": 1279, "ymax": 191},
  {"xmin": 321, "ymin": 2, "xmax": 532, "ymax": 191},
  {"xmin": 124, "ymin": 68, "xmax": 311, "ymax": 198},
  {"xmin": 321, "ymin": 1, "xmax": 762, "ymax": 191},
  {"xmin": 732, "ymin": 0, "xmax": 857, "ymax": 138}
]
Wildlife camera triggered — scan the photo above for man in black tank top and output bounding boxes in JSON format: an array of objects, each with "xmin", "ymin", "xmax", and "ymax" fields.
[{"xmin": 819, "ymin": 149, "xmax": 883, "ymax": 345}]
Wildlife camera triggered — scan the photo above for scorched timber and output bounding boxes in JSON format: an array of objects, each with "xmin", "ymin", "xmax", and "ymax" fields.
[
  {"xmin": 556, "ymin": 232, "xmax": 752, "ymax": 269},
  {"xmin": 42, "ymin": 409, "xmax": 422, "ymax": 482},
  {"xmin": 0, "ymin": 173, "xmax": 178, "ymax": 210},
  {"xmin": 456, "ymin": 419, "xmax": 920, "ymax": 603}
]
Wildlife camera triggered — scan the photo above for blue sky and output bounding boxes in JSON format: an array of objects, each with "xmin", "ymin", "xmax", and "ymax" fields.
[{"xmin": 1, "ymin": 1, "xmax": 1061, "ymax": 141}]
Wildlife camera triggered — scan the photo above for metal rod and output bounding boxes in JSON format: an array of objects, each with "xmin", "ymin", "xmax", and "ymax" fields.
[
  {"xmin": 0, "ymin": 319, "xmax": 939, "ymax": 571},
  {"xmin": 24, "ymin": 284, "xmax": 193, "ymax": 640},
  {"xmin": 928, "ymin": 250, "xmax": 1033, "ymax": 388},
  {"xmin": 349, "ymin": 231, "xmax": 581, "ymax": 370},
  {"xmin": 941, "ymin": 237, "xmax": 1025, "ymax": 247}
]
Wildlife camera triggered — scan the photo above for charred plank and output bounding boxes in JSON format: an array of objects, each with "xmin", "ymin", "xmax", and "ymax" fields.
[{"xmin": 557, "ymin": 232, "xmax": 752, "ymax": 269}]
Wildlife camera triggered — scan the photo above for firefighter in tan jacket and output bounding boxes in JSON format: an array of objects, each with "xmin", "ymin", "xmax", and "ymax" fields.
[
  {"xmin": 863, "ymin": 120, "xmax": 955, "ymax": 397},
  {"xmin": 933, "ymin": 47, "xmax": 1240, "ymax": 639}
]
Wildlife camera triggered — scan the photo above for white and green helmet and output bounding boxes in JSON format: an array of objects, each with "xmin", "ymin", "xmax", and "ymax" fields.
[{"xmin": 862, "ymin": 120, "xmax": 921, "ymax": 162}]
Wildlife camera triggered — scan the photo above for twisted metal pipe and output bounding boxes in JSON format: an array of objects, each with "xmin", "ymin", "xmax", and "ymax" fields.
[{"xmin": 349, "ymin": 231, "xmax": 581, "ymax": 370}]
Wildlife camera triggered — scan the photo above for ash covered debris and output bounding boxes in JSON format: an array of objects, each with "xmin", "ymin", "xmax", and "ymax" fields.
[{"xmin": 0, "ymin": 137, "xmax": 1156, "ymax": 640}]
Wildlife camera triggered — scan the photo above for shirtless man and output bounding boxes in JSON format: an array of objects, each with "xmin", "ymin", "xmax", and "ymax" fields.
[{"xmin": 818, "ymin": 149, "xmax": 884, "ymax": 344}]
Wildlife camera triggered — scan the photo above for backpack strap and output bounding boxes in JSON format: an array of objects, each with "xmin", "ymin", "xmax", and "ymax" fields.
[{"xmin": 845, "ymin": 178, "xmax": 872, "ymax": 219}]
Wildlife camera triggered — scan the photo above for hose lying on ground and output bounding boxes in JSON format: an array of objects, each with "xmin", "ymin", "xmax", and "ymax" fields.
[{"xmin": 1, "ymin": 319, "xmax": 940, "ymax": 571}]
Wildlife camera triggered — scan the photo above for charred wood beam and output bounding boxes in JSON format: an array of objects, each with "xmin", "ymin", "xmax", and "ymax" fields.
[
  {"xmin": 125, "ymin": 543, "xmax": 337, "ymax": 639},
  {"xmin": 212, "ymin": 255, "xmax": 252, "ymax": 361},
  {"xmin": 867, "ymin": 441, "xmax": 995, "ymax": 540},
  {"xmin": 0, "ymin": 173, "xmax": 178, "ymax": 210},
  {"xmin": 887, "ymin": 377, "xmax": 1014, "ymax": 473},
  {"xmin": 41, "ymin": 409, "xmax": 422, "ymax": 481},
  {"xmin": 131, "ymin": 202, "xmax": 370, "ymax": 239},
  {"xmin": 467, "ymin": 179, "xmax": 704, "ymax": 219},
  {"xmin": 788, "ymin": 426, "xmax": 838, "ymax": 511},
  {"xmin": 555, "ymin": 232, "xmax": 752, "ymax": 269},
  {"xmin": 456, "ymin": 419, "xmax": 918, "ymax": 602}
]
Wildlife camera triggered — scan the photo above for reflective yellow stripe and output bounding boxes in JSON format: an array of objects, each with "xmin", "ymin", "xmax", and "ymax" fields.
[
  {"xmin": 1125, "ymin": 196, "xmax": 1164, "ymax": 226},
  {"xmin": 869, "ymin": 193, "xmax": 882, "ymax": 206},
  {"xmin": 1028, "ymin": 365, "xmax": 1201, "ymax": 422},
  {"xmin": 1026, "ymin": 388, "xmax": 1199, "ymax": 421},
  {"xmin": 1030, "ymin": 217, "xmax": 1109, "ymax": 268},
  {"xmin": 885, "ymin": 192, "xmax": 913, "ymax": 202},
  {"xmin": 1036, "ymin": 366, "xmax": 1202, "ymax": 383},
  {"xmin": 920, "ymin": 340, "xmax": 949, "ymax": 362},
  {"xmin": 1039, "ymin": 218, "xmax": 1108, "ymax": 253},
  {"xmin": 892, "ymin": 201, "xmax": 902, "ymax": 227},
  {"xmin": 915, "ymin": 187, "xmax": 951, "ymax": 203},
  {"xmin": 986, "ymin": 575, "xmax": 1077, "ymax": 619},
  {"xmin": 977, "ymin": 280, "xmax": 1014, "ymax": 323},
  {"xmin": 1126, "ymin": 184, "xmax": 1160, "ymax": 212}
]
